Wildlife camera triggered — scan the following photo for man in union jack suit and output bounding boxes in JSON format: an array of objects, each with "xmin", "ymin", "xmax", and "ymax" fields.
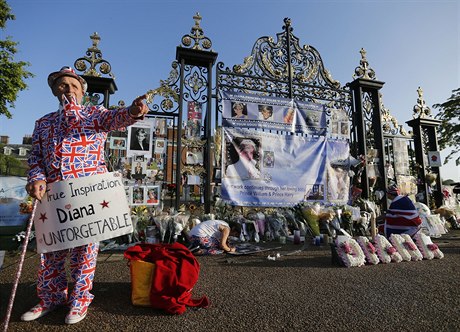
[
  {"xmin": 384, "ymin": 184, "xmax": 422, "ymax": 238},
  {"xmin": 21, "ymin": 66, "xmax": 149, "ymax": 324}
]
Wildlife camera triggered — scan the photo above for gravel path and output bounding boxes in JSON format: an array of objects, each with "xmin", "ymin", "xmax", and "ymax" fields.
[{"xmin": 1, "ymin": 231, "xmax": 460, "ymax": 332}]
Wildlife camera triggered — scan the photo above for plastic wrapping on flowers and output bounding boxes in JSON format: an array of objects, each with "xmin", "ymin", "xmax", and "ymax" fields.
[
  {"xmin": 131, "ymin": 205, "xmax": 151, "ymax": 241},
  {"xmin": 295, "ymin": 203, "xmax": 320, "ymax": 236}
]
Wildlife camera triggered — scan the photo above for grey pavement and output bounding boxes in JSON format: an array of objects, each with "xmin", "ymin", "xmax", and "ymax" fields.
[{"xmin": 1, "ymin": 231, "xmax": 460, "ymax": 332}]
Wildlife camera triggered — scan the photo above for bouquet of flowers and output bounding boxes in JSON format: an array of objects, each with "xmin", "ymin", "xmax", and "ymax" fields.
[
  {"xmin": 373, "ymin": 234, "xmax": 402, "ymax": 263},
  {"xmin": 335, "ymin": 235, "xmax": 366, "ymax": 268},
  {"xmin": 297, "ymin": 202, "xmax": 320, "ymax": 236},
  {"xmin": 414, "ymin": 232, "xmax": 444, "ymax": 260},
  {"xmin": 167, "ymin": 183, "xmax": 177, "ymax": 196},
  {"xmin": 400, "ymin": 234, "xmax": 423, "ymax": 261},
  {"xmin": 19, "ymin": 196, "xmax": 34, "ymax": 214},
  {"xmin": 356, "ymin": 236, "xmax": 379, "ymax": 265},
  {"xmin": 389, "ymin": 234, "xmax": 412, "ymax": 262}
]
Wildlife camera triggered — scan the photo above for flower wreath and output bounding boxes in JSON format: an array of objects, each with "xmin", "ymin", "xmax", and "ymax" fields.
[
  {"xmin": 399, "ymin": 234, "xmax": 423, "ymax": 261},
  {"xmin": 335, "ymin": 236, "xmax": 365, "ymax": 268},
  {"xmin": 373, "ymin": 234, "xmax": 402, "ymax": 263},
  {"xmin": 356, "ymin": 236, "xmax": 379, "ymax": 265},
  {"xmin": 389, "ymin": 234, "xmax": 412, "ymax": 262},
  {"xmin": 414, "ymin": 233, "xmax": 444, "ymax": 260}
]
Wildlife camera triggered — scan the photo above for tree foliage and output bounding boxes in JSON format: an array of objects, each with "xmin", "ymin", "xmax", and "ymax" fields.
[
  {"xmin": 0, "ymin": 0, "xmax": 33, "ymax": 119},
  {"xmin": 0, "ymin": 144, "xmax": 27, "ymax": 176},
  {"xmin": 434, "ymin": 88, "xmax": 460, "ymax": 166}
]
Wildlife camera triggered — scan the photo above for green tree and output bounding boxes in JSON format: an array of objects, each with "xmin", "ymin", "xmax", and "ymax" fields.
[
  {"xmin": 434, "ymin": 88, "xmax": 460, "ymax": 166},
  {"xmin": 0, "ymin": 145, "xmax": 27, "ymax": 176},
  {"xmin": 0, "ymin": 0, "xmax": 33, "ymax": 119}
]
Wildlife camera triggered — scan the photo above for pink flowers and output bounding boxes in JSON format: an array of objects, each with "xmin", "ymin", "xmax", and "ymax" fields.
[
  {"xmin": 342, "ymin": 242, "xmax": 353, "ymax": 254},
  {"xmin": 404, "ymin": 241, "xmax": 418, "ymax": 251},
  {"xmin": 367, "ymin": 242, "xmax": 376, "ymax": 253},
  {"xmin": 357, "ymin": 236, "xmax": 380, "ymax": 265},
  {"xmin": 336, "ymin": 237, "xmax": 366, "ymax": 267},
  {"xmin": 427, "ymin": 244, "xmax": 439, "ymax": 251},
  {"xmin": 386, "ymin": 247, "xmax": 397, "ymax": 255}
]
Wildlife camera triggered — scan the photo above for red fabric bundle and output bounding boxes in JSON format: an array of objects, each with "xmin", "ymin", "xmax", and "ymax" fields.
[{"xmin": 124, "ymin": 242, "xmax": 209, "ymax": 314}]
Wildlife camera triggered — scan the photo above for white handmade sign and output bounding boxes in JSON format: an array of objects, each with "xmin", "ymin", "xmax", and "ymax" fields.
[{"xmin": 33, "ymin": 172, "xmax": 133, "ymax": 253}]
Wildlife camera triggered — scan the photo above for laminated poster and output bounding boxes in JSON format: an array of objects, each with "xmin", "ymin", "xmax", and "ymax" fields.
[{"xmin": 33, "ymin": 172, "xmax": 133, "ymax": 253}]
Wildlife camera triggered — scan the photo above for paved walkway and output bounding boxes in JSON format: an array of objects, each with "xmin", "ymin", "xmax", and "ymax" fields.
[{"xmin": 1, "ymin": 231, "xmax": 460, "ymax": 331}]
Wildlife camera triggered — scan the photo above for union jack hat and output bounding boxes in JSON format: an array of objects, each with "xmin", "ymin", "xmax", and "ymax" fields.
[
  {"xmin": 47, "ymin": 66, "xmax": 87, "ymax": 93},
  {"xmin": 386, "ymin": 184, "xmax": 400, "ymax": 196}
]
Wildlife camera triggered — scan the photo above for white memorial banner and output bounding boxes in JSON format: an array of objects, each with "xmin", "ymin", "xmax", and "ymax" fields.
[
  {"xmin": 221, "ymin": 128, "xmax": 350, "ymax": 206},
  {"xmin": 33, "ymin": 172, "xmax": 133, "ymax": 253}
]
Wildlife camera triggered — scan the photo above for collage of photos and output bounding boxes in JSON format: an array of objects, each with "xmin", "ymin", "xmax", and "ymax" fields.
[
  {"xmin": 126, "ymin": 185, "xmax": 160, "ymax": 206},
  {"xmin": 125, "ymin": 117, "xmax": 168, "ymax": 158},
  {"xmin": 126, "ymin": 154, "xmax": 166, "ymax": 184},
  {"xmin": 186, "ymin": 101, "xmax": 203, "ymax": 138},
  {"xmin": 250, "ymin": 103, "xmax": 324, "ymax": 128},
  {"xmin": 330, "ymin": 108, "xmax": 350, "ymax": 139},
  {"xmin": 222, "ymin": 91, "xmax": 327, "ymax": 135},
  {"xmin": 105, "ymin": 117, "xmax": 170, "ymax": 207},
  {"xmin": 230, "ymin": 101, "xmax": 293, "ymax": 123}
]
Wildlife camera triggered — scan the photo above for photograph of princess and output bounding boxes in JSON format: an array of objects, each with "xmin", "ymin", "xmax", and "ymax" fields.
[
  {"xmin": 146, "ymin": 187, "xmax": 159, "ymax": 204},
  {"xmin": 231, "ymin": 102, "xmax": 248, "ymax": 119},
  {"xmin": 258, "ymin": 105, "xmax": 273, "ymax": 121},
  {"xmin": 284, "ymin": 107, "xmax": 295, "ymax": 124}
]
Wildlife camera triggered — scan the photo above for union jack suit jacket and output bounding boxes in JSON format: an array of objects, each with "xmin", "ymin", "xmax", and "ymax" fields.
[{"xmin": 28, "ymin": 99, "xmax": 139, "ymax": 183}]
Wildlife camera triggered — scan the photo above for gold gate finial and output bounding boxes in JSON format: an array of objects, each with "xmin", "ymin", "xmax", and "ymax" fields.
[
  {"xmin": 74, "ymin": 32, "xmax": 114, "ymax": 78},
  {"xmin": 180, "ymin": 12, "xmax": 213, "ymax": 51},
  {"xmin": 412, "ymin": 86, "xmax": 432, "ymax": 118},
  {"xmin": 353, "ymin": 48, "xmax": 376, "ymax": 80},
  {"xmin": 90, "ymin": 32, "xmax": 100, "ymax": 49}
]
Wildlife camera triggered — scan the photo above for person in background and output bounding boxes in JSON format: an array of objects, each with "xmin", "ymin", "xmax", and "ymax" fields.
[
  {"xmin": 384, "ymin": 184, "xmax": 422, "ymax": 238},
  {"xmin": 22, "ymin": 66, "xmax": 149, "ymax": 325},
  {"xmin": 188, "ymin": 219, "xmax": 242, "ymax": 255}
]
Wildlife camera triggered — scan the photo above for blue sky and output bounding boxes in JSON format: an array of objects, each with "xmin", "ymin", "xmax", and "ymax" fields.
[{"xmin": 2, "ymin": 0, "xmax": 459, "ymax": 181}]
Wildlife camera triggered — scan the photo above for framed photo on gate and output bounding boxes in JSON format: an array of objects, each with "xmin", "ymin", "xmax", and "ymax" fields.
[
  {"xmin": 145, "ymin": 186, "xmax": 160, "ymax": 205},
  {"xmin": 109, "ymin": 137, "xmax": 127, "ymax": 150}
]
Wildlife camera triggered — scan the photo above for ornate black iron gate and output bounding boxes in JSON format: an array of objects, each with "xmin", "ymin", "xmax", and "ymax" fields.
[
  {"xmin": 75, "ymin": 16, "xmax": 444, "ymax": 215},
  {"xmin": 216, "ymin": 18, "xmax": 351, "ymax": 114}
]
